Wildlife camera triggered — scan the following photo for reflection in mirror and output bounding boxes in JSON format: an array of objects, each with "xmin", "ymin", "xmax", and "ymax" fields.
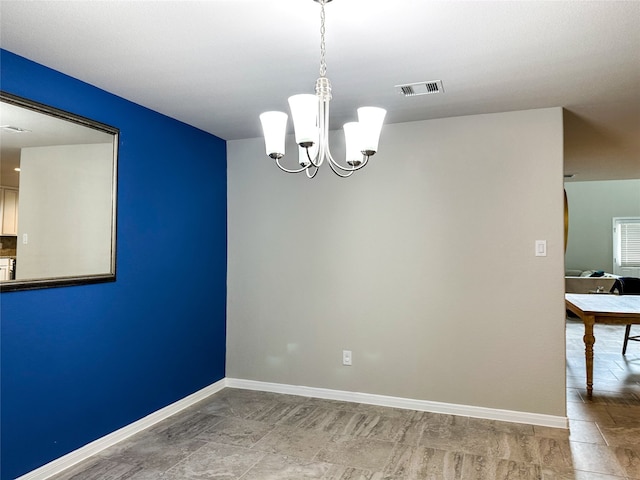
[{"xmin": 0, "ymin": 92, "xmax": 118, "ymax": 291}]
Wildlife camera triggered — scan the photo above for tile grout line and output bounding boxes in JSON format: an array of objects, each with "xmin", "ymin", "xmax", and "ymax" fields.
[{"xmin": 235, "ymin": 450, "xmax": 268, "ymax": 480}]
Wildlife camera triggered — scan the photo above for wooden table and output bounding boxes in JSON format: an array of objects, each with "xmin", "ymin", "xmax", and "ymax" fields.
[{"xmin": 565, "ymin": 293, "xmax": 640, "ymax": 396}]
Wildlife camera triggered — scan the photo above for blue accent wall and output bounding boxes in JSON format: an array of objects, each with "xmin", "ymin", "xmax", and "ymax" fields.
[{"xmin": 0, "ymin": 50, "xmax": 227, "ymax": 479}]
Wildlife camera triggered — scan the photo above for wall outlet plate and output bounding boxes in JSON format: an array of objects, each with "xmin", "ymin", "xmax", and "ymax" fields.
[{"xmin": 342, "ymin": 350, "xmax": 352, "ymax": 366}]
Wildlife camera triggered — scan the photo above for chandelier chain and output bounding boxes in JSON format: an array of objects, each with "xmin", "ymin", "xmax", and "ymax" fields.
[{"xmin": 319, "ymin": 0, "xmax": 327, "ymax": 77}]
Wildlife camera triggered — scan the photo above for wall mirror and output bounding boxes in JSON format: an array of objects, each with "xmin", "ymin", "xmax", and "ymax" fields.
[{"xmin": 0, "ymin": 91, "xmax": 118, "ymax": 291}]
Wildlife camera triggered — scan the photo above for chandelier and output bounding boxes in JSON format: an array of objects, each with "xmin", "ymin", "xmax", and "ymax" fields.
[{"xmin": 259, "ymin": 0, "xmax": 386, "ymax": 179}]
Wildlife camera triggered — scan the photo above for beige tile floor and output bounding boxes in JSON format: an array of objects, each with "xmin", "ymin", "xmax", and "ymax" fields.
[{"xmin": 48, "ymin": 318, "xmax": 640, "ymax": 479}]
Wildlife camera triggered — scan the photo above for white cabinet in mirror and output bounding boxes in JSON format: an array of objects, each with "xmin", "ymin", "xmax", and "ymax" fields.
[
  {"xmin": 0, "ymin": 91, "xmax": 119, "ymax": 291},
  {"xmin": 0, "ymin": 186, "xmax": 19, "ymax": 235}
]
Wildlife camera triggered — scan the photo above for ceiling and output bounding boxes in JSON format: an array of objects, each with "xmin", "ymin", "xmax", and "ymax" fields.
[
  {"xmin": 0, "ymin": 102, "xmax": 114, "ymax": 187},
  {"xmin": 1, "ymin": 0, "xmax": 639, "ymax": 182}
]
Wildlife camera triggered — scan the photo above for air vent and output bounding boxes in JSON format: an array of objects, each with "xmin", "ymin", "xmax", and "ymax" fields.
[
  {"xmin": 396, "ymin": 80, "xmax": 444, "ymax": 97},
  {"xmin": 1, "ymin": 125, "xmax": 31, "ymax": 133}
]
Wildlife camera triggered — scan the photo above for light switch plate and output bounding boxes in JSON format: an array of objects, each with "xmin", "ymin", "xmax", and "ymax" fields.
[{"xmin": 535, "ymin": 240, "xmax": 547, "ymax": 257}]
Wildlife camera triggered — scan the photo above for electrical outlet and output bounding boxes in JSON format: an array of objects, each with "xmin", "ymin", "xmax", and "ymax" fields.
[{"xmin": 342, "ymin": 350, "xmax": 352, "ymax": 366}]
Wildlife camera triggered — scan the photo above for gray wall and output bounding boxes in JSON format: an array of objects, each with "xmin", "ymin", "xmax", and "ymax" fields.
[
  {"xmin": 227, "ymin": 108, "xmax": 566, "ymax": 417},
  {"xmin": 564, "ymin": 179, "xmax": 640, "ymax": 273}
]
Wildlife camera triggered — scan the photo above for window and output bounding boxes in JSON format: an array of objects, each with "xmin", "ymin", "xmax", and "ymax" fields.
[{"xmin": 613, "ymin": 217, "xmax": 640, "ymax": 275}]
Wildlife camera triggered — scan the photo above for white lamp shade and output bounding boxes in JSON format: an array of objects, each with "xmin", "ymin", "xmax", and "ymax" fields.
[
  {"xmin": 288, "ymin": 94, "xmax": 318, "ymax": 146},
  {"xmin": 357, "ymin": 107, "xmax": 386, "ymax": 153},
  {"xmin": 343, "ymin": 122, "xmax": 364, "ymax": 165},
  {"xmin": 259, "ymin": 111, "xmax": 288, "ymax": 157}
]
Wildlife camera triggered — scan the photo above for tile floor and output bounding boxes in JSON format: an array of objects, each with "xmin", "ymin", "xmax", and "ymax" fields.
[{"xmin": 48, "ymin": 319, "xmax": 640, "ymax": 480}]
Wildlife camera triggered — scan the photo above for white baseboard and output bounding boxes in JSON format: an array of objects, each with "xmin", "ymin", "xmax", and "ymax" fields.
[
  {"xmin": 18, "ymin": 376, "xmax": 567, "ymax": 479},
  {"xmin": 226, "ymin": 378, "xmax": 568, "ymax": 429},
  {"xmin": 16, "ymin": 379, "xmax": 226, "ymax": 480}
]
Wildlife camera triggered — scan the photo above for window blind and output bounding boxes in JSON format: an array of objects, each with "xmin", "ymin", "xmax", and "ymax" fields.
[{"xmin": 620, "ymin": 221, "xmax": 640, "ymax": 267}]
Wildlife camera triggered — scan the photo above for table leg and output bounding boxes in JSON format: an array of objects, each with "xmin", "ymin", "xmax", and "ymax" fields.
[{"xmin": 583, "ymin": 316, "xmax": 595, "ymax": 397}]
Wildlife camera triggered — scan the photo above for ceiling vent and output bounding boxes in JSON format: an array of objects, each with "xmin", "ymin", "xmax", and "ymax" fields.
[
  {"xmin": 1, "ymin": 125, "xmax": 31, "ymax": 133},
  {"xmin": 396, "ymin": 80, "xmax": 444, "ymax": 97}
]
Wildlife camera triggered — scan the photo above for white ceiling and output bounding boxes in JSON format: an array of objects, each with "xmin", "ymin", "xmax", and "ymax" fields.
[
  {"xmin": 0, "ymin": 102, "xmax": 114, "ymax": 187},
  {"xmin": 1, "ymin": 0, "xmax": 639, "ymax": 181}
]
